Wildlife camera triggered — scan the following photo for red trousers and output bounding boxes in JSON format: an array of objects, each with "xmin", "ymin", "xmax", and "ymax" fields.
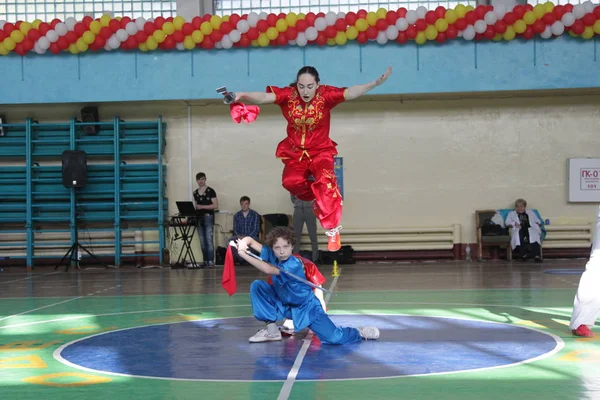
[{"xmin": 281, "ymin": 151, "xmax": 342, "ymax": 230}]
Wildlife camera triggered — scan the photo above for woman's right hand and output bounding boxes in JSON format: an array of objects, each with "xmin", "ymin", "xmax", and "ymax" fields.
[{"xmin": 234, "ymin": 92, "xmax": 244, "ymax": 102}]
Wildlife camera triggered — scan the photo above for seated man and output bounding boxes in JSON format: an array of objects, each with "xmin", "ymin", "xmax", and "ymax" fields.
[
  {"xmin": 230, "ymin": 196, "xmax": 261, "ymax": 264},
  {"xmin": 505, "ymin": 198, "xmax": 543, "ymax": 262}
]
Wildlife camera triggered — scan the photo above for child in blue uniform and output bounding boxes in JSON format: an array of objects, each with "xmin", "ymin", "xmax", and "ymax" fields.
[{"xmin": 235, "ymin": 226, "xmax": 379, "ymax": 344}]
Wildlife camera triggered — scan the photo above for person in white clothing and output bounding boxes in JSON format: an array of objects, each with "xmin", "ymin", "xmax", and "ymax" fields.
[
  {"xmin": 570, "ymin": 206, "xmax": 600, "ymax": 338},
  {"xmin": 505, "ymin": 198, "xmax": 543, "ymax": 262}
]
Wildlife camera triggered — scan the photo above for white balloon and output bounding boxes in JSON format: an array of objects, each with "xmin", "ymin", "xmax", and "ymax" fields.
[
  {"xmin": 237, "ymin": 19, "xmax": 250, "ymax": 33},
  {"xmin": 305, "ymin": 26, "xmax": 318, "ymax": 41},
  {"xmin": 258, "ymin": 12, "xmax": 268, "ymax": 20},
  {"xmin": 457, "ymin": 30, "xmax": 463, "ymax": 37},
  {"xmin": 46, "ymin": 30, "xmax": 59, "ymax": 43},
  {"xmin": 573, "ymin": 4, "xmax": 586, "ymax": 19},
  {"xmin": 416, "ymin": 6, "xmax": 427, "ymax": 19},
  {"xmin": 484, "ymin": 11, "xmax": 497, "ymax": 25},
  {"xmin": 385, "ymin": 25, "xmax": 399, "ymax": 40},
  {"xmin": 376, "ymin": 31, "xmax": 388, "ymax": 45},
  {"xmin": 0, "ymin": 20, "xmax": 6, "ymax": 30},
  {"xmin": 562, "ymin": 12, "xmax": 576, "ymax": 27},
  {"xmin": 221, "ymin": 36, "xmax": 233, "ymax": 49},
  {"xmin": 584, "ymin": 0, "xmax": 595, "ymax": 14},
  {"xmin": 325, "ymin": 11, "xmax": 337, "ymax": 26},
  {"xmin": 147, "ymin": 18, "xmax": 155, "ymax": 23},
  {"xmin": 406, "ymin": 10, "xmax": 418, "ymax": 24},
  {"xmin": 314, "ymin": 17, "xmax": 327, "ymax": 31},
  {"xmin": 55, "ymin": 23, "xmax": 68, "ymax": 36},
  {"xmin": 65, "ymin": 17, "xmax": 77, "ymax": 31},
  {"xmin": 247, "ymin": 12, "xmax": 259, "ymax": 28},
  {"xmin": 116, "ymin": 28, "xmax": 128, "ymax": 42},
  {"xmin": 296, "ymin": 32, "xmax": 308, "ymax": 46},
  {"xmin": 176, "ymin": 42, "xmax": 185, "ymax": 50},
  {"xmin": 229, "ymin": 29, "xmax": 241, "ymax": 43},
  {"xmin": 337, "ymin": 12, "xmax": 346, "ymax": 20},
  {"xmin": 37, "ymin": 36, "xmax": 50, "ymax": 50},
  {"xmin": 551, "ymin": 21, "xmax": 565, "ymax": 36},
  {"xmin": 104, "ymin": 43, "xmax": 112, "ymax": 51},
  {"xmin": 34, "ymin": 44, "xmax": 46, "ymax": 54},
  {"xmin": 463, "ymin": 25, "xmax": 476, "ymax": 41},
  {"xmin": 396, "ymin": 17, "xmax": 409, "ymax": 31},
  {"xmin": 214, "ymin": 41, "xmax": 223, "ymax": 49},
  {"xmin": 541, "ymin": 25, "xmax": 552, "ymax": 39},
  {"xmin": 288, "ymin": 40, "xmax": 296, "ymax": 45},
  {"xmin": 125, "ymin": 21, "xmax": 138, "ymax": 35},
  {"xmin": 135, "ymin": 17, "xmax": 147, "ymax": 30},
  {"xmin": 108, "ymin": 35, "xmax": 120, "ymax": 49},
  {"xmin": 474, "ymin": 20, "xmax": 487, "ymax": 34},
  {"xmin": 494, "ymin": 4, "xmax": 507, "ymax": 19}
]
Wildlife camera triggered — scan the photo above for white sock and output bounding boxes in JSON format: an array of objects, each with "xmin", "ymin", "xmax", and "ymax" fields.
[{"xmin": 266, "ymin": 323, "xmax": 279, "ymax": 335}]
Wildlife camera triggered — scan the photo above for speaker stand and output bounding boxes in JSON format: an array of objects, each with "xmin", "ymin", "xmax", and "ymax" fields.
[{"xmin": 55, "ymin": 241, "xmax": 116, "ymax": 272}]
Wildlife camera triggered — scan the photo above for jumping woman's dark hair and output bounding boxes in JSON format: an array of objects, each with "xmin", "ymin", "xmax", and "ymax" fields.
[{"xmin": 289, "ymin": 66, "xmax": 320, "ymax": 87}]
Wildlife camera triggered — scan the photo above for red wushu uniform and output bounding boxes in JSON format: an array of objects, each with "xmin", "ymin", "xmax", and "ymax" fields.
[{"xmin": 267, "ymin": 84, "xmax": 346, "ymax": 230}]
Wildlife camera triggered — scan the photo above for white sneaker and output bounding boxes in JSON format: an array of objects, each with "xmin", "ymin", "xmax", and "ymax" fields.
[
  {"xmin": 249, "ymin": 328, "xmax": 282, "ymax": 343},
  {"xmin": 279, "ymin": 319, "xmax": 295, "ymax": 336},
  {"xmin": 358, "ymin": 326, "xmax": 380, "ymax": 340}
]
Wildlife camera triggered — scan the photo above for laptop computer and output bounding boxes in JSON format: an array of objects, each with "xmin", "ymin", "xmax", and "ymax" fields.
[{"xmin": 176, "ymin": 201, "xmax": 198, "ymax": 217}]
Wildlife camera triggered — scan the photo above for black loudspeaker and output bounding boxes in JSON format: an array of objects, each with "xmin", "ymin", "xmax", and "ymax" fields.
[
  {"xmin": 62, "ymin": 150, "xmax": 87, "ymax": 188},
  {"xmin": 0, "ymin": 114, "xmax": 6, "ymax": 136},
  {"xmin": 80, "ymin": 106, "xmax": 99, "ymax": 135}
]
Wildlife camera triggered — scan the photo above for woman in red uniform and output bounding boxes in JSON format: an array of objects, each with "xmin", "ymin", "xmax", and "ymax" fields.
[{"xmin": 233, "ymin": 65, "xmax": 392, "ymax": 251}]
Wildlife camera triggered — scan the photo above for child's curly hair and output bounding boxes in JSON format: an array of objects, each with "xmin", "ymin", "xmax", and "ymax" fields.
[{"xmin": 264, "ymin": 226, "xmax": 296, "ymax": 248}]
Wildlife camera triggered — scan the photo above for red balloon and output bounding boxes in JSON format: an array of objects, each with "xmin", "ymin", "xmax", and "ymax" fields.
[
  {"xmin": 122, "ymin": 41, "xmax": 131, "ymax": 50},
  {"xmin": 247, "ymin": 27, "xmax": 259, "ymax": 40},
  {"xmin": 192, "ymin": 16, "xmax": 202, "ymax": 29},
  {"xmin": 316, "ymin": 12, "xmax": 325, "ymax": 18},
  {"xmin": 494, "ymin": 20, "xmax": 507, "ymax": 34},
  {"xmin": 525, "ymin": 4, "xmax": 534, "ymax": 11},
  {"xmin": 22, "ymin": 37, "xmax": 34, "ymax": 51},
  {"xmin": 446, "ymin": 24, "xmax": 458, "ymax": 39},
  {"xmin": 386, "ymin": 10, "xmax": 399, "ymax": 25},
  {"xmin": 50, "ymin": 19, "xmax": 62, "ymax": 28},
  {"xmin": 345, "ymin": 12, "xmax": 358, "ymax": 26},
  {"xmin": 356, "ymin": 31, "xmax": 368, "ymax": 44},
  {"xmin": 202, "ymin": 14, "xmax": 212, "ymax": 23},
  {"xmin": 325, "ymin": 25, "xmax": 337, "ymax": 38},
  {"xmin": 435, "ymin": 6, "xmax": 446, "ymax": 19},
  {"xmin": 475, "ymin": 33, "xmax": 484, "ymax": 41},
  {"xmin": 109, "ymin": 19, "xmax": 121, "ymax": 33},
  {"xmin": 276, "ymin": 33, "xmax": 287, "ymax": 46},
  {"xmin": 229, "ymin": 14, "xmax": 241, "ymax": 27},
  {"xmin": 513, "ymin": 5, "xmax": 526, "ymax": 19},
  {"xmin": 295, "ymin": 19, "xmax": 308, "ymax": 32},
  {"xmin": 0, "ymin": 31, "xmax": 6, "ymax": 41},
  {"xmin": 595, "ymin": 6, "xmax": 600, "ymax": 19},
  {"xmin": 425, "ymin": 11, "xmax": 437, "ymax": 25},
  {"xmin": 74, "ymin": 22, "xmax": 86, "ymax": 36},
  {"xmin": 172, "ymin": 30, "xmax": 185, "ymax": 42},
  {"xmin": 486, "ymin": 5, "xmax": 493, "ymax": 12},
  {"xmin": 397, "ymin": 7, "xmax": 407, "ymax": 18},
  {"xmin": 163, "ymin": 36, "xmax": 175, "ymax": 49},
  {"xmin": 553, "ymin": 5, "xmax": 566, "ymax": 20},
  {"xmin": 239, "ymin": 34, "xmax": 250, "ymax": 47},
  {"xmin": 375, "ymin": 18, "xmax": 388, "ymax": 31},
  {"xmin": 415, "ymin": 19, "xmax": 427, "ymax": 31},
  {"xmin": 126, "ymin": 36, "xmax": 138, "ymax": 48},
  {"xmin": 93, "ymin": 35, "xmax": 106, "ymax": 48},
  {"xmin": 266, "ymin": 13, "xmax": 278, "ymax": 27},
  {"xmin": 82, "ymin": 16, "xmax": 93, "ymax": 28},
  {"xmin": 542, "ymin": 13, "xmax": 557, "ymax": 25},
  {"xmin": 285, "ymin": 27, "xmax": 298, "ymax": 40},
  {"xmin": 356, "ymin": 9, "xmax": 368, "ymax": 19},
  {"xmin": 435, "ymin": 32, "xmax": 446, "ymax": 43},
  {"xmin": 455, "ymin": 18, "xmax": 467, "ymax": 31},
  {"xmin": 38, "ymin": 22, "xmax": 50, "ymax": 35},
  {"xmin": 532, "ymin": 19, "xmax": 546, "ymax": 34},
  {"xmin": 120, "ymin": 16, "xmax": 132, "ymax": 28},
  {"xmin": 49, "ymin": 42, "xmax": 61, "ymax": 54},
  {"xmin": 503, "ymin": 12, "xmax": 517, "ymax": 25},
  {"xmin": 465, "ymin": 11, "xmax": 477, "ymax": 25},
  {"xmin": 182, "ymin": 22, "xmax": 193, "ymax": 35},
  {"xmin": 220, "ymin": 21, "xmax": 233, "ymax": 34},
  {"xmin": 571, "ymin": 20, "xmax": 585, "ymax": 35},
  {"xmin": 484, "ymin": 25, "xmax": 495, "ymax": 39},
  {"xmin": 210, "ymin": 30, "xmax": 223, "ymax": 42},
  {"xmin": 305, "ymin": 12, "xmax": 317, "ymax": 25},
  {"xmin": 167, "ymin": 17, "xmax": 174, "ymax": 22},
  {"xmin": 14, "ymin": 43, "xmax": 25, "ymax": 56},
  {"xmin": 100, "ymin": 26, "xmax": 113, "ymax": 39},
  {"xmin": 366, "ymin": 26, "xmax": 378, "ymax": 40},
  {"xmin": 316, "ymin": 31, "xmax": 327, "ymax": 45},
  {"xmin": 154, "ymin": 16, "xmax": 166, "ymax": 28},
  {"xmin": 406, "ymin": 25, "xmax": 417, "ymax": 39},
  {"xmin": 475, "ymin": 5, "xmax": 487, "ymax": 19},
  {"xmin": 135, "ymin": 31, "xmax": 148, "ymax": 42},
  {"xmin": 396, "ymin": 31, "xmax": 407, "ymax": 43},
  {"xmin": 66, "ymin": 31, "xmax": 78, "ymax": 43},
  {"xmin": 256, "ymin": 19, "xmax": 269, "ymax": 33},
  {"xmin": 201, "ymin": 37, "xmax": 214, "ymax": 49},
  {"xmin": 564, "ymin": 4, "xmax": 573, "ymax": 12},
  {"xmin": 583, "ymin": 13, "xmax": 596, "ymax": 26},
  {"xmin": 522, "ymin": 26, "xmax": 534, "ymax": 39},
  {"xmin": 27, "ymin": 28, "xmax": 41, "ymax": 41},
  {"xmin": 15, "ymin": 21, "xmax": 22, "ymax": 30},
  {"xmin": 57, "ymin": 36, "xmax": 69, "ymax": 50},
  {"xmin": 3, "ymin": 22, "xmax": 15, "ymax": 34},
  {"xmin": 335, "ymin": 18, "xmax": 347, "ymax": 31},
  {"xmin": 144, "ymin": 22, "xmax": 156, "ymax": 35}
]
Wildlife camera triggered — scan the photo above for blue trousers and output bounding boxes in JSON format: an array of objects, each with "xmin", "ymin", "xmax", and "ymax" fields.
[
  {"xmin": 196, "ymin": 214, "xmax": 214, "ymax": 264},
  {"xmin": 250, "ymin": 280, "xmax": 362, "ymax": 345}
]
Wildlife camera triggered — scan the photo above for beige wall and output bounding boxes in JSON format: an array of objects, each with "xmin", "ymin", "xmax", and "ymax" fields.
[{"xmin": 3, "ymin": 92, "xmax": 600, "ymax": 247}]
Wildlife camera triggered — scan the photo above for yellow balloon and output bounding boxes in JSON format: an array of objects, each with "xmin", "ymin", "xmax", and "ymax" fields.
[
  {"xmin": 89, "ymin": 20, "xmax": 102, "ymax": 34},
  {"xmin": 435, "ymin": 18, "xmax": 448, "ymax": 32},
  {"xmin": 257, "ymin": 33, "xmax": 269, "ymax": 47},
  {"xmin": 68, "ymin": 43, "xmax": 79, "ymax": 54},
  {"xmin": 138, "ymin": 43, "xmax": 148, "ymax": 52},
  {"xmin": 366, "ymin": 12, "xmax": 377, "ymax": 26},
  {"xmin": 210, "ymin": 15, "xmax": 222, "ymax": 30},
  {"xmin": 533, "ymin": 4, "xmax": 546, "ymax": 19},
  {"xmin": 334, "ymin": 31, "xmax": 347, "ymax": 45},
  {"xmin": 0, "ymin": 43, "xmax": 8, "ymax": 56},
  {"xmin": 513, "ymin": 20, "xmax": 527, "ymax": 34},
  {"xmin": 251, "ymin": 39, "xmax": 259, "ymax": 47},
  {"xmin": 153, "ymin": 30, "xmax": 166, "ymax": 43},
  {"xmin": 191, "ymin": 30, "xmax": 204, "ymax": 43},
  {"xmin": 286, "ymin": 12, "xmax": 298, "ymax": 27},
  {"xmin": 445, "ymin": 10, "xmax": 457, "ymax": 24},
  {"xmin": 266, "ymin": 27, "xmax": 278, "ymax": 40},
  {"xmin": 200, "ymin": 21, "xmax": 213, "ymax": 35},
  {"xmin": 376, "ymin": 8, "xmax": 387, "ymax": 19},
  {"xmin": 465, "ymin": 5, "xmax": 475, "ymax": 12},
  {"xmin": 10, "ymin": 30, "xmax": 24, "ymax": 43},
  {"xmin": 82, "ymin": 31, "xmax": 95, "ymax": 44},
  {"xmin": 32, "ymin": 19, "xmax": 42, "ymax": 29},
  {"xmin": 424, "ymin": 25, "xmax": 438, "ymax": 41},
  {"xmin": 523, "ymin": 11, "xmax": 536, "ymax": 25},
  {"xmin": 327, "ymin": 38, "xmax": 336, "ymax": 46},
  {"xmin": 492, "ymin": 33, "xmax": 503, "ymax": 41},
  {"xmin": 222, "ymin": 15, "xmax": 230, "ymax": 22},
  {"xmin": 173, "ymin": 16, "xmax": 185, "ymax": 30},
  {"xmin": 454, "ymin": 4, "xmax": 467, "ymax": 18},
  {"xmin": 568, "ymin": 30, "xmax": 578, "ymax": 37},
  {"xmin": 275, "ymin": 19, "xmax": 288, "ymax": 32},
  {"xmin": 162, "ymin": 22, "xmax": 175, "ymax": 35},
  {"xmin": 594, "ymin": 20, "xmax": 600, "ymax": 34},
  {"xmin": 100, "ymin": 14, "xmax": 111, "ymax": 27},
  {"xmin": 19, "ymin": 21, "xmax": 32, "ymax": 35},
  {"xmin": 146, "ymin": 37, "xmax": 158, "ymax": 50},
  {"xmin": 76, "ymin": 38, "xmax": 88, "ymax": 52},
  {"xmin": 116, "ymin": 16, "xmax": 122, "ymax": 21},
  {"xmin": 503, "ymin": 26, "xmax": 516, "ymax": 41},
  {"xmin": 582, "ymin": 26, "xmax": 594, "ymax": 39},
  {"xmin": 183, "ymin": 36, "xmax": 195, "ymax": 49},
  {"xmin": 346, "ymin": 26, "xmax": 358, "ymax": 40},
  {"xmin": 544, "ymin": 2, "xmax": 555, "ymax": 13},
  {"xmin": 355, "ymin": 18, "xmax": 368, "ymax": 32},
  {"xmin": 415, "ymin": 31, "xmax": 426, "ymax": 45},
  {"xmin": 3, "ymin": 38, "xmax": 16, "ymax": 51}
]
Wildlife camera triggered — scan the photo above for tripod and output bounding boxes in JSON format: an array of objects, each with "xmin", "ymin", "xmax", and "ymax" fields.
[{"xmin": 55, "ymin": 237, "xmax": 113, "ymax": 272}]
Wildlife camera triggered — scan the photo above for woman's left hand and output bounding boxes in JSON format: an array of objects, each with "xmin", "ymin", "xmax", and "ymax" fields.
[{"xmin": 375, "ymin": 66, "xmax": 392, "ymax": 86}]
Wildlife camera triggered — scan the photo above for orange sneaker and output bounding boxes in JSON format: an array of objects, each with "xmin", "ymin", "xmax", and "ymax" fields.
[
  {"xmin": 326, "ymin": 226, "xmax": 342, "ymax": 252},
  {"xmin": 572, "ymin": 324, "xmax": 594, "ymax": 337}
]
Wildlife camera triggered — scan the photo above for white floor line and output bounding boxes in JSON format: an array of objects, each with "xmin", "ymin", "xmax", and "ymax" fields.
[
  {"xmin": 277, "ymin": 268, "xmax": 341, "ymax": 400},
  {"xmin": 0, "ymin": 271, "xmax": 61, "ymax": 284}
]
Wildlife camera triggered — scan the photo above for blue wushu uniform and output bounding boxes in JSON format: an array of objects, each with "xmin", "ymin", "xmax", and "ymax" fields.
[{"xmin": 250, "ymin": 246, "xmax": 361, "ymax": 345}]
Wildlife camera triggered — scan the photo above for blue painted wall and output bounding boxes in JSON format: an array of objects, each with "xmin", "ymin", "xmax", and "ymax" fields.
[{"xmin": 0, "ymin": 36, "xmax": 598, "ymax": 105}]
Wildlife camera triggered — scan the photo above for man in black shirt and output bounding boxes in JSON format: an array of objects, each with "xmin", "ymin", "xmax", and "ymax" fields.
[{"xmin": 193, "ymin": 172, "xmax": 218, "ymax": 267}]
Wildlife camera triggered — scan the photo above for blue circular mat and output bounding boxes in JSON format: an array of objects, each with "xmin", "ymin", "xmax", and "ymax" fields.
[{"xmin": 55, "ymin": 314, "xmax": 561, "ymax": 381}]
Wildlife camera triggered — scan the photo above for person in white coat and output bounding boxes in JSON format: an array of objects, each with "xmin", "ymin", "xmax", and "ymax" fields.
[
  {"xmin": 505, "ymin": 198, "xmax": 542, "ymax": 262},
  {"xmin": 570, "ymin": 206, "xmax": 600, "ymax": 337}
]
